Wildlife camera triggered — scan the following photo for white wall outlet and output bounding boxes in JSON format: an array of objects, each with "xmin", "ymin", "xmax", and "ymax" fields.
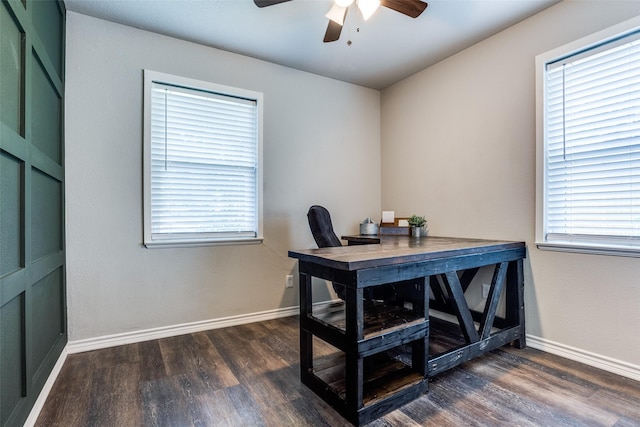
[
  {"xmin": 286, "ymin": 274, "xmax": 294, "ymax": 288},
  {"xmin": 482, "ymin": 283, "xmax": 490, "ymax": 299}
]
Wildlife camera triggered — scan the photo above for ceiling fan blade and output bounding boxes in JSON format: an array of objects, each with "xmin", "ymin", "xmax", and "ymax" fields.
[
  {"xmin": 323, "ymin": 7, "xmax": 347, "ymax": 43},
  {"xmin": 380, "ymin": 0, "xmax": 428, "ymax": 18},
  {"xmin": 323, "ymin": 20, "xmax": 343, "ymax": 43},
  {"xmin": 253, "ymin": 0, "xmax": 293, "ymax": 7}
]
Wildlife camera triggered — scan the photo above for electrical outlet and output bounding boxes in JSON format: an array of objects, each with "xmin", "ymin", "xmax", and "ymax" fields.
[
  {"xmin": 286, "ymin": 274, "xmax": 294, "ymax": 288},
  {"xmin": 482, "ymin": 283, "xmax": 490, "ymax": 299}
]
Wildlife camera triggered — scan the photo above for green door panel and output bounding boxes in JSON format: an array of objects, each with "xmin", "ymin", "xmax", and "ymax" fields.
[
  {"xmin": 0, "ymin": 294, "xmax": 26, "ymax": 426},
  {"xmin": 30, "ymin": 53, "xmax": 62, "ymax": 165},
  {"xmin": 30, "ymin": 168, "xmax": 62, "ymax": 261},
  {"xmin": 0, "ymin": 5, "xmax": 24, "ymax": 134},
  {"xmin": 0, "ymin": 151, "xmax": 23, "ymax": 277},
  {"xmin": 31, "ymin": 0, "xmax": 63, "ymax": 78},
  {"xmin": 31, "ymin": 268, "xmax": 64, "ymax": 372}
]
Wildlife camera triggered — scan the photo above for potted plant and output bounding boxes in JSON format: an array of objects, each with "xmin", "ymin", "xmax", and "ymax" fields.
[{"xmin": 408, "ymin": 214, "xmax": 427, "ymax": 237}]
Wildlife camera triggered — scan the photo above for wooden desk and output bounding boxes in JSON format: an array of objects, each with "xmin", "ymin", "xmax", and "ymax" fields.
[{"xmin": 288, "ymin": 236, "xmax": 526, "ymax": 426}]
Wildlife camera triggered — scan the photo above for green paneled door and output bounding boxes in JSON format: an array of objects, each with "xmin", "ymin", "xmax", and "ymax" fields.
[{"xmin": 0, "ymin": 1, "xmax": 66, "ymax": 426}]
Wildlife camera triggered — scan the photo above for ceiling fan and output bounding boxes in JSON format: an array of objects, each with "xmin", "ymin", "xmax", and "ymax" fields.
[{"xmin": 253, "ymin": 0, "xmax": 428, "ymax": 43}]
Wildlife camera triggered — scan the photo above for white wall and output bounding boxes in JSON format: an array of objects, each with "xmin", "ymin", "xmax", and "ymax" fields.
[
  {"xmin": 381, "ymin": 0, "xmax": 640, "ymax": 369},
  {"xmin": 65, "ymin": 12, "xmax": 381, "ymax": 341}
]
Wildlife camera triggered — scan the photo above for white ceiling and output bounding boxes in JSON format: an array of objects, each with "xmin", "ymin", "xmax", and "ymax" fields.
[{"xmin": 64, "ymin": 0, "xmax": 561, "ymax": 89}]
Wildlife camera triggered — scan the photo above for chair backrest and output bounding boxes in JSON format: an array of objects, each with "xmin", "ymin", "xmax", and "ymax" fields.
[{"xmin": 307, "ymin": 205, "xmax": 342, "ymax": 248}]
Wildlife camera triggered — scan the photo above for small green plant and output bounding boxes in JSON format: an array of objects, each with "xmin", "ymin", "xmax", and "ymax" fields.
[{"xmin": 408, "ymin": 214, "xmax": 427, "ymax": 228}]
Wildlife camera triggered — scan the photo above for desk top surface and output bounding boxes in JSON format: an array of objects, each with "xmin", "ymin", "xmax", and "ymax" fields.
[{"xmin": 288, "ymin": 235, "xmax": 525, "ymax": 271}]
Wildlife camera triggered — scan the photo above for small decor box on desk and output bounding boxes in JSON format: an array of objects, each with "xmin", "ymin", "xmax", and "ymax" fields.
[{"xmin": 408, "ymin": 215, "xmax": 427, "ymax": 237}]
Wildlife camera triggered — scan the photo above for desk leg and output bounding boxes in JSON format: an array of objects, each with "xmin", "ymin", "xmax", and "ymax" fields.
[
  {"xmin": 506, "ymin": 259, "xmax": 526, "ymax": 349},
  {"xmin": 411, "ymin": 277, "xmax": 428, "ymax": 377},
  {"xmin": 345, "ymin": 285, "xmax": 364, "ymax": 410},
  {"xmin": 299, "ymin": 272, "xmax": 313, "ymax": 380}
]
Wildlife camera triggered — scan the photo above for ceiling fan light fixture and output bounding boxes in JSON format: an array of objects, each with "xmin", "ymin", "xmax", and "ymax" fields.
[
  {"xmin": 356, "ymin": 0, "xmax": 380, "ymax": 20},
  {"xmin": 325, "ymin": 3, "xmax": 347, "ymax": 25}
]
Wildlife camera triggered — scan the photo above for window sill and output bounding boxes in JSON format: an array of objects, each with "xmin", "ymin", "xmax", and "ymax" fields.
[
  {"xmin": 536, "ymin": 242, "xmax": 640, "ymax": 258},
  {"xmin": 144, "ymin": 237, "xmax": 264, "ymax": 249}
]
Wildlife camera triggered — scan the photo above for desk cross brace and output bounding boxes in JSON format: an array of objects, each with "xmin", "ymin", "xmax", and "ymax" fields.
[{"xmin": 438, "ymin": 261, "xmax": 509, "ymax": 344}]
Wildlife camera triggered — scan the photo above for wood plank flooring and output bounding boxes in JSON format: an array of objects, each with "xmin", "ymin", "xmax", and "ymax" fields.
[{"xmin": 36, "ymin": 316, "xmax": 640, "ymax": 426}]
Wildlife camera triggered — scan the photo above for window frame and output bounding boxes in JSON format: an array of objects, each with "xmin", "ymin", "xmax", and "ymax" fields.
[
  {"xmin": 142, "ymin": 70, "xmax": 263, "ymax": 248},
  {"xmin": 535, "ymin": 16, "xmax": 640, "ymax": 257}
]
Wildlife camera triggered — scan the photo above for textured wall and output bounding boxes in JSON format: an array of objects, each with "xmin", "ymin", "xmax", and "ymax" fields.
[
  {"xmin": 381, "ymin": 1, "xmax": 640, "ymax": 368},
  {"xmin": 65, "ymin": 12, "xmax": 381, "ymax": 341}
]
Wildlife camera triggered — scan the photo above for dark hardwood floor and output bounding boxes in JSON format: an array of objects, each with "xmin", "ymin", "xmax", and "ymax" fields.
[{"xmin": 36, "ymin": 315, "xmax": 640, "ymax": 426}]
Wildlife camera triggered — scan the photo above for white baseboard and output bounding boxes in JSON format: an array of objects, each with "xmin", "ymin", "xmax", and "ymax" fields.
[
  {"xmin": 23, "ymin": 347, "xmax": 69, "ymax": 427},
  {"xmin": 65, "ymin": 311, "xmax": 640, "ymax": 382},
  {"xmin": 526, "ymin": 334, "xmax": 640, "ymax": 382},
  {"xmin": 67, "ymin": 305, "xmax": 300, "ymax": 354}
]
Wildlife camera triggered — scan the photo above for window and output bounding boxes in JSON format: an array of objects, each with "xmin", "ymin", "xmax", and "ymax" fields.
[
  {"xmin": 143, "ymin": 71, "xmax": 263, "ymax": 247},
  {"xmin": 536, "ymin": 17, "xmax": 640, "ymax": 256}
]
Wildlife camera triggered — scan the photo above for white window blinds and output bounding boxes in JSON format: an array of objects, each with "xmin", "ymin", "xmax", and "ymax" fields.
[
  {"xmin": 543, "ymin": 31, "xmax": 640, "ymax": 249},
  {"xmin": 147, "ymin": 79, "xmax": 259, "ymax": 244}
]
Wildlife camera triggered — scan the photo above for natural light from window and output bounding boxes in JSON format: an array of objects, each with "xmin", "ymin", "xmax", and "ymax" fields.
[{"xmin": 536, "ymin": 17, "xmax": 640, "ymax": 257}]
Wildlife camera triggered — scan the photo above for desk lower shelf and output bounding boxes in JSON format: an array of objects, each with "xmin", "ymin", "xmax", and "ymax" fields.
[
  {"xmin": 313, "ymin": 348, "xmax": 425, "ymax": 407},
  {"xmin": 302, "ymin": 334, "xmax": 428, "ymax": 426}
]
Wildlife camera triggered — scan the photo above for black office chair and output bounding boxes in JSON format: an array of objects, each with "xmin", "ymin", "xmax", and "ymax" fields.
[
  {"xmin": 307, "ymin": 205, "xmax": 398, "ymax": 302},
  {"xmin": 307, "ymin": 205, "xmax": 342, "ymax": 249},
  {"xmin": 307, "ymin": 205, "xmax": 346, "ymax": 299}
]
